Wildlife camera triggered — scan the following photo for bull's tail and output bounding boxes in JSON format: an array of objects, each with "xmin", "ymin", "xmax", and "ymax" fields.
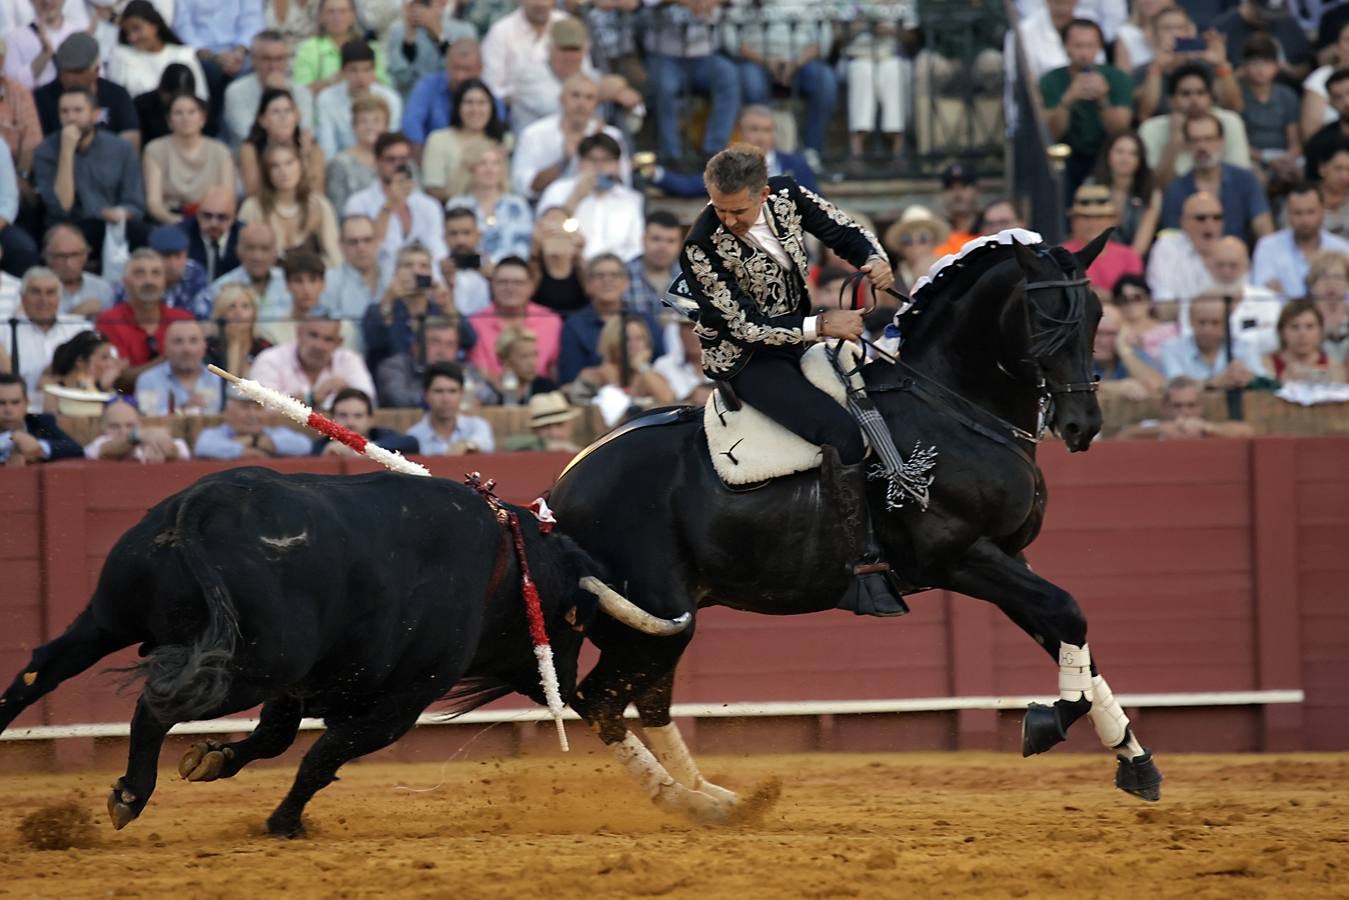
[{"xmin": 121, "ymin": 485, "xmax": 242, "ymax": 724}]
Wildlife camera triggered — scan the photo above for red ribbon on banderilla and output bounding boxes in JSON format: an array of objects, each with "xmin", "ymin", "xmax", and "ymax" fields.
[{"xmin": 206, "ymin": 365, "xmax": 570, "ymax": 751}]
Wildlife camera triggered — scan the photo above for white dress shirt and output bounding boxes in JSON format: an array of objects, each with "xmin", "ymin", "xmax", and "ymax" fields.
[
  {"xmin": 480, "ymin": 7, "xmax": 568, "ymax": 106},
  {"xmin": 1251, "ymin": 228, "xmax": 1349, "ymax": 300},
  {"xmin": 4, "ymin": 17, "xmax": 84, "ymax": 88},
  {"xmin": 1146, "ymin": 231, "xmax": 1214, "ymax": 311},
  {"xmin": 511, "ymin": 113, "xmax": 629, "ymax": 200},
  {"xmin": 344, "ymin": 181, "xmax": 448, "ymax": 286},
  {"xmin": 1, "ymin": 313, "xmax": 90, "ymax": 411},
  {"xmin": 537, "ymin": 177, "xmax": 645, "ymax": 262}
]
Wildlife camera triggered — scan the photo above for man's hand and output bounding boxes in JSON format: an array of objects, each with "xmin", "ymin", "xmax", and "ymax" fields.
[
  {"xmin": 1076, "ymin": 71, "xmax": 1107, "ymax": 104},
  {"xmin": 312, "ymin": 375, "xmax": 349, "ymax": 405},
  {"xmin": 1212, "ymin": 359, "xmax": 1253, "ymax": 390},
  {"xmin": 321, "ymin": 439, "xmax": 355, "ymax": 456},
  {"xmin": 11, "ymin": 431, "xmax": 42, "ymax": 462},
  {"xmin": 818, "ymin": 309, "xmax": 865, "ymax": 341},
  {"xmin": 141, "ymin": 428, "xmax": 178, "ymax": 458},
  {"xmin": 861, "ymin": 257, "xmax": 894, "ymax": 291},
  {"xmin": 60, "ymin": 124, "xmax": 82, "ymax": 151},
  {"xmin": 1201, "ymin": 29, "xmax": 1228, "ymax": 68},
  {"xmin": 102, "ymin": 207, "xmax": 129, "ymax": 224}
]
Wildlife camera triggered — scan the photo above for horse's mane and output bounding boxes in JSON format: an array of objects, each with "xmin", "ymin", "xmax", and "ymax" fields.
[{"xmin": 896, "ymin": 229, "xmax": 1045, "ymax": 328}]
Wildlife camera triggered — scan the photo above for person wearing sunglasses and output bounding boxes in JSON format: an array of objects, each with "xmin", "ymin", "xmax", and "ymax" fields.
[
  {"xmin": 1146, "ymin": 189, "xmax": 1228, "ymax": 326},
  {"xmin": 183, "ymin": 185, "xmax": 240, "ymax": 282}
]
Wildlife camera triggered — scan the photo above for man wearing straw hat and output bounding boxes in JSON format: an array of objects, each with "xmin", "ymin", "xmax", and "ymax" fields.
[{"xmin": 506, "ymin": 390, "xmax": 581, "ymax": 452}]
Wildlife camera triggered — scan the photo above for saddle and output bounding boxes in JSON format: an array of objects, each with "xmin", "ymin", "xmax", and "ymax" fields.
[{"xmin": 703, "ymin": 342, "xmax": 866, "ymax": 487}]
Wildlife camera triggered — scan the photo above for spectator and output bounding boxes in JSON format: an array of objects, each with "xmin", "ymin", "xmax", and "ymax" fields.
[
  {"xmin": 932, "ymin": 163, "xmax": 978, "ymax": 257},
  {"xmin": 85, "ymin": 395, "xmax": 190, "ymax": 462},
  {"xmin": 1239, "ymin": 32, "xmax": 1301, "ymax": 187},
  {"xmin": 250, "ymin": 310, "xmax": 375, "ymax": 407},
  {"xmin": 193, "ymin": 389, "xmax": 312, "ymax": 458},
  {"xmin": 95, "ymin": 248, "xmax": 195, "ymax": 383},
  {"xmin": 1319, "ymin": 140, "xmax": 1349, "ymax": 236},
  {"xmin": 321, "ymin": 214, "xmax": 383, "ymax": 321},
  {"xmin": 652, "ymin": 316, "xmax": 712, "ymax": 405},
  {"xmin": 315, "ymin": 40, "xmax": 402, "ymax": 160},
  {"xmin": 240, "ymin": 142, "xmax": 342, "ymax": 268},
  {"xmin": 313, "ymin": 385, "xmax": 417, "ymax": 456},
  {"xmin": 1040, "ymin": 18, "xmax": 1131, "ymax": 197},
  {"xmin": 292, "ymin": 0, "xmax": 387, "ymax": 95},
  {"xmin": 467, "ymin": 255, "xmax": 560, "ymax": 379},
  {"xmin": 1209, "ymin": 234, "xmax": 1282, "ymax": 357},
  {"xmin": 1063, "ymin": 185, "xmax": 1143, "ymax": 294},
  {"xmin": 642, "ymin": 104, "xmax": 818, "ymax": 197},
  {"xmin": 0, "ymin": 135, "xmax": 34, "ymax": 277},
  {"xmin": 222, "ymin": 30, "xmax": 314, "ymax": 148},
  {"xmin": 44, "ymin": 329, "xmax": 121, "ymax": 404},
  {"xmin": 1210, "ymin": 0, "xmax": 1312, "ymax": 84},
  {"xmin": 625, "ymin": 210, "xmax": 683, "ymax": 317},
  {"xmin": 1160, "ymin": 113, "xmax": 1272, "ymax": 240},
  {"xmin": 1133, "ymin": 6, "xmax": 1240, "ymax": 120},
  {"xmin": 344, "ymin": 131, "xmax": 448, "ymax": 284},
  {"xmin": 324, "ymin": 93, "xmax": 388, "ymax": 213},
  {"xmin": 1112, "ymin": 274, "xmax": 1176, "ymax": 361},
  {"xmin": 529, "ymin": 204, "xmax": 587, "ymax": 314},
  {"xmin": 183, "ymin": 185, "xmax": 241, "ymax": 283},
  {"xmin": 512, "ymin": 72, "xmax": 626, "ymax": 201},
  {"xmin": 570, "ymin": 313, "xmax": 672, "ymax": 406},
  {"xmin": 439, "ymin": 205, "xmax": 491, "ymax": 316},
  {"xmin": 401, "ymin": 36, "xmax": 484, "ymax": 148},
  {"xmin": 480, "ymin": 0, "xmax": 569, "ymax": 123},
  {"xmin": 642, "ymin": 0, "xmax": 739, "ymax": 165},
  {"xmin": 1116, "ymin": 374, "xmax": 1256, "ymax": 439},
  {"xmin": 267, "ymin": 248, "xmax": 348, "ymax": 346},
  {"xmin": 132, "ymin": 61, "xmax": 197, "ymax": 148},
  {"xmin": 446, "ymin": 140, "xmax": 532, "ymax": 263},
  {"xmin": 36, "ymin": 84, "xmax": 147, "ymax": 251},
  {"xmin": 384, "ymin": 0, "xmax": 475, "ymax": 98},
  {"xmin": 34, "ymin": 32, "xmax": 139, "ymax": 148},
  {"xmin": 375, "ymin": 313, "xmax": 464, "ymax": 407},
  {"xmin": 107, "ymin": 1, "xmax": 208, "ymax": 103},
  {"xmin": 262, "ymin": 0, "xmax": 319, "ymax": 47},
  {"xmin": 1140, "ymin": 63, "xmax": 1252, "ymax": 189},
  {"xmin": 0, "ymin": 371, "xmax": 82, "ymax": 462},
  {"xmin": 1301, "ymin": 21, "xmax": 1349, "ymax": 140},
  {"xmin": 0, "ymin": 32, "xmax": 50, "ymax": 178},
  {"xmin": 142, "ymin": 93, "xmax": 234, "ymax": 226},
  {"xmin": 201, "ymin": 221, "xmax": 293, "ymax": 320},
  {"xmin": 884, "ymin": 205, "xmax": 947, "ymax": 294},
  {"xmin": 1113, "ymin": 0, "xmax": 1170, "ymax": 72},
  {"xmin": 1251, "ymin": 183, "xmax": 1349, "ymax": 299},
  {"xmin": 406, "ymin": 360, "xmax": 493, "ymax": 453},
  {"xmin": 1306, "ymin": 69, "xmax": 1349, "ymax": 184},
  {"xmin": 206, "ymin": 283, "xmax": 273, "ymax": 376},
  {"xmin": 4, "ymin": 0, "xmax": 83, "ymax": 90},
  {"xmin": 239, "ymin": 87, "xmax": 326, "ymax": 198},
  {"xmin": 1261, "ymin": 298, "xmax": 1347, "ymax": 383},
  {"xmin": 1306, "ymin": 251, "xmax": 1349, "ymax": 359},
  {"xmin": 1147, "ymin": 190, "xmax": 1224, "ymax": 319},
  {"xmin": 558, "ymin": 252, "xmax": 662, "ymax": 385},
  {"xmin": 364, "ymin": 242, "xmax": 450, "ymax": 371},
  {"xmin": 537, "ymin": 132, "xmax": 643, "ymax": 263},
  {"xmin": 1012, "ymin": 0, "xmax": 1073, "ymax": 83},
  {"xmin": 422, "ymin": 79, "xmax": 506, "ymax": 203},
  {"xmin": 1091, "ymin": 131, "xmax": 1161, "ymax": 256},
  {"xmin": 496, "ymin": 14, "xmax": 615, "ymax": 135},
  {"xmin": 2, "ymin": 266, "xmax": 89, "ymax": 408},
  {"xmin": 478, "ymin": 325, "xmax": 558, "ymax": 405},
  {"xmin": 44, "ymin": 223, "xmax": 113, "ymax": 315},
  {"xmin": 132, "ymin": 318, "xmax": 224, "ymax": 413},
  {"xmin": 1158, "ymin": 292, "xmax": 1258, "ymax": 387},
  {"xmin": 974, "ymin": 198, "xmax": 1023, "ymax": 234},
  {"xmin": 504, "ymin": 389, "xmax": 580, "ymax": 451},
  {"xmin": 172, "ymin": 1, "xmax": 262, "ymax": 101},
  {"xmin": 1092, "ymin": 303, "xmax": 1164, "ymax": 400},
  {"xmin": 125, "ymin": 222, "xmax": 210, "ymax": 318}
]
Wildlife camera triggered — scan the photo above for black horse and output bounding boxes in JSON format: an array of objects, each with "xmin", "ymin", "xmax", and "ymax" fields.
[{"xmin": 549, "ymin": 232, "xmax": 1163, "ymax": 822}]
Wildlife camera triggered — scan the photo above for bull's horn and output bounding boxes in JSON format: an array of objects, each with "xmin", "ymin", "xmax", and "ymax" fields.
[{"xmin": 579, "ymin": 577, "xmax": 691, "ymax": 636}]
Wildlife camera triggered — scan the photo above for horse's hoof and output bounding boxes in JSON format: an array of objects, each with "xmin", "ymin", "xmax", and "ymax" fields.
[
  {"xmin": 1021, "ymin": 702, "xmax": 1067, "ymax": 757},
  {"xmin": 106, "ymin": 783, "xmax": 139, "ymax": 830},
  {"xmin": 1116, "ymin": 749, "xmax": 1163, "ymax": 802},
  {"xmin": 266, "ymin": 813, "xmax": 306, "ymax": 839}
]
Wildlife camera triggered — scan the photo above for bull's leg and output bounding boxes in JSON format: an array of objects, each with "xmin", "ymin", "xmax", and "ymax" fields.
[
  {"xmin": 635, "ymin": 670, "xmax": 737, "ymax": 807},
  {"xmin": 179, "ymin": 694, "xmax": 305, "ymax": 783},
  {"xmin": 107, "ymin": 698, "xmax": 173, "ymax": 830},
  {"xmin": 0, "ymin": 610, "xmax": 131, "ymax": 733},
  {"xmin": 939, "ymin": 538, "xmax": 1162, "ymax": 800},
  {"xmin": 265, "ymin": 698, "xmax": 430, "ymax": 838}
]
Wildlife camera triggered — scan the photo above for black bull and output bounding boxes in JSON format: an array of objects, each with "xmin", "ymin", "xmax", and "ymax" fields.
[{"xmin": 0, "ymin": 467, "xmax": 659, "ymax": 837}]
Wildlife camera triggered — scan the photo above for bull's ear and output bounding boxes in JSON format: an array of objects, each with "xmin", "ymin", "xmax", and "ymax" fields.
[{"xmin": 1074, "ymin": 228, "xmax": 1113, "ymax": 270}]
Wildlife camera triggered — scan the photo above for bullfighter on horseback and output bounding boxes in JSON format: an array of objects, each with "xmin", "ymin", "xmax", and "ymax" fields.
[{"xmin": 680, "ymin": 143, "xmax": 907, "ymax": 617}]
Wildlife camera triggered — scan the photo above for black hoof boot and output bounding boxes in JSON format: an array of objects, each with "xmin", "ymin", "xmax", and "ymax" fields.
[
  {"xmin": 1021, "ymin": 703, "xmax": 1068, "ymax": 757},
  {"xmin": 1115, "ymin": 750, "xmax": 1163, "ymax": 801}
]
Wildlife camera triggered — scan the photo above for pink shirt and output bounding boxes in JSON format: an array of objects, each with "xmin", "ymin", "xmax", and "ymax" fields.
[
  {"xmin": 1063, "ymin": 238, "xmax": 1144, "ymax": 294},
  {"xmin": 249, "ymin": 342, "xmax": 377, "ymax": 406},
  {"xmin": 468, "ymin": 302, "xmax": 563, "ymax": 378}
]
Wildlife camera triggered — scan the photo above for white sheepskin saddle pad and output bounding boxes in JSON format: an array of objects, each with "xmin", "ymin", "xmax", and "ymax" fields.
[{"xmin": 704, "ymin": 341, "xmax": 866, "ymax": 485}]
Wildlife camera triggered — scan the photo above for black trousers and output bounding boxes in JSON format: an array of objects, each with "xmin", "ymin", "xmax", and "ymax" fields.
[{"xmin": 729, "ymin": 351, "xmax": 865, "ymax": 464}]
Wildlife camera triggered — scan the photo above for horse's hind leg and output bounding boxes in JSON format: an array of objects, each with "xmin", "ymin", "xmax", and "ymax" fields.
[
  {"xmin": 636, "ymin": 670, "xmax": 737, "ymax": 806},
  {"xmin": 179, "ymin": 693, "xmax": 305, "ymax": 783},
  {"xmin": 0, "ymin": 609, "xmax": 132, "ymax": 733},
  {"xmin": 940, "ymin": 538, "xmax": 1162, "ymax": 800}
]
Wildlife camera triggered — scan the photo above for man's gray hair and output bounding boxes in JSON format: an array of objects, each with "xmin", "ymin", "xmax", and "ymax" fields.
[
  {"xmin": 586, "ymin": 252, "xmax": 627, "ymax": 277},
  {"xmin": 21, "ymin": 266, "xmax": 59, "ymax": 293},
  {"xmin": 704, "ymin": 144, "xmax": 769, "ymax": 195},
  {"xmin": 738, "ymin": 104, "xmax": 775, "ymax": 126}
]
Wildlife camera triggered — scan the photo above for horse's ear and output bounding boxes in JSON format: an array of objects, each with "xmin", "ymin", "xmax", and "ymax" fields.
[
  {"xmin": 1010, "ymin": 238, "xmax": 1040, "ymax": 270},
  {"xmin": 1073, "ymin": 228, "xmax": 1114, "ymax": 270}
]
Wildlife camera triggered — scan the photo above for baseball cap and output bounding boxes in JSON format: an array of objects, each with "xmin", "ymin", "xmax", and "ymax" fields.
[
  {"xmin": 941, "ymin": 163, "xmax": 977, "ymax": 187},
  {"xmin": 148, "ymin": 224, "xmax": 189, "ymax": 254},
  {"xmin": 551, "ymin": 16, "xmax": 587, "ymax": 51},
  {"xmin": 54, "ymin": 33, "xmax": 100, "ymax": 72}
]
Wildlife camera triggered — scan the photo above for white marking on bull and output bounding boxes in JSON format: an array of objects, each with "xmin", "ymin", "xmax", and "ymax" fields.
[{"xmin": 260, "ymin": 531, "xmax": 309, "ymax": 551}]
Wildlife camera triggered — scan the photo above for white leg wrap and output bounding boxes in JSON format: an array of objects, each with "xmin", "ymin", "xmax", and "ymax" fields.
[
  {"xmin": 645, "ymin": 723, "xmax": 739, "ymax": 806},
  {"xmin": 611, "ymin": 733, "xmax": 733, "ymax": 824},
  {"xmin": 1087, "ymin": 675, "xmax": 1145, "ymax": 759},
  {"xmin": 1058, "ymin": 642, "xmax": 1093, "ymax": 703}
]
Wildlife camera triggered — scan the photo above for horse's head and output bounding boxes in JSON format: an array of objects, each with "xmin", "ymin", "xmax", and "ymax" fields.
[{"xmin": 1005, "ymin": 233, "xmax": 1107, "ymax": 452}]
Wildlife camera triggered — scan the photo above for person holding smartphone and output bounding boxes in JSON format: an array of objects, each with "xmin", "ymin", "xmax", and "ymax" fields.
[{"xmin": 363, "ymin": 241, "xmax": 451, "ymax": 371}]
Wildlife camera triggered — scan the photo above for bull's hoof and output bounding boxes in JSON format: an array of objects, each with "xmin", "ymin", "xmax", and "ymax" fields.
[
  {"xmin": 1021, "ymin": 702, "xmax": 1068, "ymax": 757},
  {"xmin": 179, "ymin": 741, "xmax": 231, "ymax": 782},
  {"xmin": 1116, "ymin": 750, "xmax": 1163, "ymax": 802},
  {"xmin": 106, "ymin": 781, "xmax": 140, "ymax": 830}
]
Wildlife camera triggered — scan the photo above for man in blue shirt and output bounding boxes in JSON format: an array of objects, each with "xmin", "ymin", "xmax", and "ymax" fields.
[
  {"xmin": 173, "ymin": 0, "xmax": 264, "ymax": 132},
  {"xmin": 194, "ymin": 391, "xmax": 313, "ymax": 460},
  {"xmin": 406, "ymin": 362, "xmax": 494, "ymax": 453},
  {"xmin": 402, "ymin": 37, "xmax": 489, "ymax": 148},
  {"xmin": 133, "ymin": 320, "xmax": 224, "ymax": 414},
  {"xmin": 557, "ymin": 253, "xmax": 663, "ymax": 385},
  {"xmin": 1158, "ymin": 293, "xmax": 1260, "ymax": 387},
  {"xmin": 1160, "ymin": 112, "xmax": 1273, "ymax": 240}
]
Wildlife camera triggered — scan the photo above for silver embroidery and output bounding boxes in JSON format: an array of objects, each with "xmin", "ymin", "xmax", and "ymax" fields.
[
  {"xmin": 800, "ymin": 185, "xmax": 886, "ymax": 259},
  {"xmin": 701, "ymin": 340, "xmax": 740, "ymax": 374},
  {"xmin": 685, "ymin": 243, "xmax": 802, "ymax": 347},
  {"xmin": 769, "ymin": 188, "xmax": 811, "ymax": 276}
]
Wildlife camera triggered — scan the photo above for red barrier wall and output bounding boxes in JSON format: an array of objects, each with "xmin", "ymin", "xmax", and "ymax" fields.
[{"xmin": 1, "ymin": 439, "xmax": 1346, "ymax": 765}]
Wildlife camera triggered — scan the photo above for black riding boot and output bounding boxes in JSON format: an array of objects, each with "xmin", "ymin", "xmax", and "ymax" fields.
[{"xmin": 822, "ymin": 446, "xmax": 910, "ymax": 617}]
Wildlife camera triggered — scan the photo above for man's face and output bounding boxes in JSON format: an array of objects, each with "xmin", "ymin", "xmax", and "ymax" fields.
[
  {"xmin": 1155, "ymin": 11, "xmax": 1192, "ymax": 53},
  {"xmin": 58, "ymin": 65, "xmax": 97, "ymax": 89},
  {"xmin": 1172, "ymin": 75, "xmax": 1212, "ymax": 116},
  {"xmin": 424, "ymin": 374, "xmax": 462, "ymax": 419},
  {"xmin": 534, "ymin": 420, "xmax": 571, "ymax": 443},
  {"xmin": 579, "ymin": 148, "xmax": 620, "ymax": 180},
  {"xmin": 343, "ymin": 60, "xmax": 376, "ymax": 95},
  {"xmin": 1286, "ymin": 191, "xmax": 1324, "ymax": 241},
  {"xmin": 1161, "ymin": 385, "xmax": 1203, "ymax": 420},
  {"xmin": 491, "ymin": 264, "xmax": 533, "ymax": 311},
  {"xmin": 297, "ymin": 321, "xmax": 342, "ymax": 370},
  {"xmin": 981, "ymin": 202, "xmax": 1019, "ymax": 233},
  {"xmin": 1047, "ymin": 0, "xmax": 1076, "ymax": 27},
  {"xmin": 1064, "ymin": 25, "xmax": 1101, "ymax": 69},
  {"xmin": 124, "ymin": 257, "xmax": 166, "ymax": 303},
  {"xmin": 101, "ymin": 401, "xmax": 139, "ymax": 440},
  {"xmin": 340, "ymin": 218, "xmax": 378, "ymax": 270},
  {"xmin": 560, "ymin": 78, "xmax": 599, "ymax": 121},
  {"xmin": 1185, "ymin": 118, "xmax": 1223, "ymax": 170},
  {"xmin": 505, "ymin": 339, "xmax": 538, "ymax": 377},
  {"xmin": 550, "ymin": 43, "xmax": 586, "ymax": 79},
  {"xmin": 1190, "ymin": 300, "xmax": 1226, "ymax": 352},
  {"xmin": 21, "ymin": 276, "xmax": 61, "ymax": 323},
  {"xmin": 643, "ymin": 224, "xmax": 682, "ymax": 269},
  {"xmin": 1209, "ymin": 239, "xmax": 1249, "ymax": 285},
  {"xmin": 445, "ymin": 215, "xmax": 480, "ymax": 253},
  {"xmin": 738, "ymin": 112, "xmax": 775, "ymax": 153},
  {"xmin": 287, "ymin": 273, "xmax": 325, "ymax": 312},
  {"xmin": 944, "ymin": 181, "xmax": 978, "ymax": 217},
  {"xmin": 239, "ymin": 227, "xmax": 278, "ymax": 278},
  {"xmin": 46, "ymin": 229, "xmax": 88, "ymax": 283},
  {"xmin": 708, "ymin": 184, "xmax": 769, "ymax": 237},
  {"xmin": 393, "ymin": 251, "xmax": 432, "ymax": 295},
  {"xmin": 375, "ymin": 140, "xmax": 414, "ymax": 183},
  {"xmin": 1181, "ymin": 195, "xmax": 1223, "ymax": 249},
  {"xmin": 1071, "ymin": 209, "xmax": 1115, "ymax": 243},
  {"xmin": 197, "ymin": 193, "xmax": 236, "ymax": 242},
  {"xmin": 57, "ymin": 92, "xmax": 95, "ymax": 133},
  {"xmin": 424, "ymin": 326, "xmax": 459, "ymax": 363},
  {"xmin": 1330, "ymin": 78, "xmax": 1349, "ymax": 120},
  {"xmin": 445, "ymin": 48, "xmax": 481, "ymax": 87},
  {"xmin": 252, "ymin": 38, "xmax": 290, "ymax": 83},
  {"xmin": 331, "ymin": 396, "xmax": 372, "ymax": 436},
  {"xmin": 225, "ymin": 398, "xmax": 263, "ymax": 435},
  {"xmin": 164, "ymin": 321, "xmax": 205, "ymax": 371},
  {"xmin": 1323, "ymin": 152, "xmax": 1349, "ymax": 192},
  {"xmin": 33, "ymin": 0, "xmax": 63, "ymax": 19},
  {"xmin": 0, "ymin": 383, "xmax": 27, "ymax": 431},
  {"xmin": 521, "ymin": 0, "xmax": 554, "ymax": 25},
  {"xmin": 1243, "ymin": 56, "xmax": 1277, "ymax": 86},
  {"xmin": 159, "ymin": 249, "xmax": 187, "ymax": 286},
  {"xmin": 586, "ymin": 259, "xmax": 629, "ymax": 312},
  {"xmin": 1093, "ymin": 307, "xmax": 1122, "ymax": 362}
]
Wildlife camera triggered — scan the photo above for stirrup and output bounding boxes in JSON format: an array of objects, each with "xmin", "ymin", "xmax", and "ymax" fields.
[{"xmin": 837, "ymin": 568, "xmax": 911, "ymax": 617}]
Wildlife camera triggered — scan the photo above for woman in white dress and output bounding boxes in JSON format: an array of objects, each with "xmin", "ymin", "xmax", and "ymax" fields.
[{"xmin": 107, "ymin": 0, "xmax": 207, "ymax": 102}]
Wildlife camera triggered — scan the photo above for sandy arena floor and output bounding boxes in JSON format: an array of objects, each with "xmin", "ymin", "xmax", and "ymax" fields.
[{"xmin": 1, "ymin": 750, "xmax": 1346, "ymax": 899}]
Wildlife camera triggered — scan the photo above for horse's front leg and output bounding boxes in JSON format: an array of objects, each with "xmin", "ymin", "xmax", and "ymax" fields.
[{"xmin": 938, "ymin": 538, "xmax": 1163, "ymax": 801}]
